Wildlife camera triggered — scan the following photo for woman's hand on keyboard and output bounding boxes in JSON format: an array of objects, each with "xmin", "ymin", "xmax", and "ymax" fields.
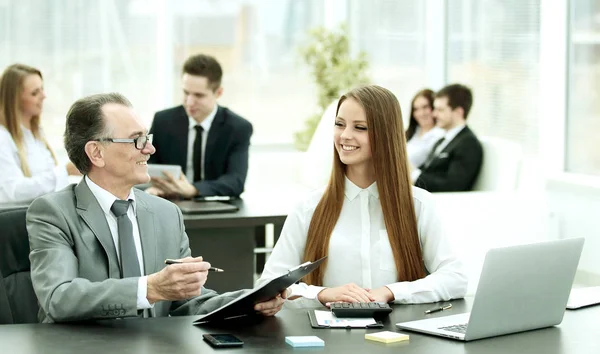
[
  {"xmin": 368, "ymin": 286, "xmax": 395, "ymax": 303},
  {"xmin": 317, "ymin": 283, "xmax": 376, "ymax": 305}
]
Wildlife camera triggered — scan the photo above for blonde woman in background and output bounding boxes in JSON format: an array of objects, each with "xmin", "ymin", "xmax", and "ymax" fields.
[
  {"xmin": 257, "ymin": 85, "xmax": 466, "ymax": 308},
  {"xmin": 0, "ymin": 64, "xmax": 79, "ymax": 203}
]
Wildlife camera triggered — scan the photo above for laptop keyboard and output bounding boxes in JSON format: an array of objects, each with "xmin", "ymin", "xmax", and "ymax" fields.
[{"xmin": 439, "ymin": 323, "xmax": 468, "ymax": 334}]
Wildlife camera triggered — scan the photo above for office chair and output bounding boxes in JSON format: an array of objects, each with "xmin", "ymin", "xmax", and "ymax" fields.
[
  {"xmin": 0, "ymin": 208, "xmax": 39, "ymax": 324},
  {"xmin": 472, "ymin": 136, "xmax": 523, "ymax": 192}
]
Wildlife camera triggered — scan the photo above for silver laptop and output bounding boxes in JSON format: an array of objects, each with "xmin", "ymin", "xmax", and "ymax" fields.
[{"xmin": 396, "ymin": 238, "xmax": 584, "ymax": 341}]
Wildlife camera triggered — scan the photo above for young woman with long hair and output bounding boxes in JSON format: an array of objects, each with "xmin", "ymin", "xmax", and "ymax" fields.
[
  {"xmin": 258, "ymin": 85, "xmax": 466, "ymax": 307},
  {"xmin": 0, "ymin": 64, "xmax": 79, "ymax": 203}
]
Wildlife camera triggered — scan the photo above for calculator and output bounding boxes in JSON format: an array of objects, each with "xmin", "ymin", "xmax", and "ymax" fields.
[{"xmin": 330, "ymin": 302, "xmax": 392, "ymax": 318}]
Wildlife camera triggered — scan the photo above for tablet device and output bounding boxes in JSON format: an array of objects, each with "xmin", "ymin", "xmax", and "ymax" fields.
[
  {"xmin": 193, "ymin": 256, "xmax": 327, "ymax": 324},
  {"xmin": 147, "ymin": 164, "xmax": 182, "ymax": 180}
]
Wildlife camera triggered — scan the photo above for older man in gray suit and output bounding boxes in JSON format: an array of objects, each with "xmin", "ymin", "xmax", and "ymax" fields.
[{"xmin": 27, "ymin": 93, "xmax": 285, "ymax": 323}]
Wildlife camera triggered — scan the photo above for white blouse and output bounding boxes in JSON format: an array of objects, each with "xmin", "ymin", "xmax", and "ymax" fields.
[
  {"xmin": 257, "ymin": 178, "xmax": 467, "ymax": 308},
  {"xmin": 406, "ymin": 126, "xmax": 445, "ymax": 168},
  {"xmin": 0, "ymin": 126, "xmax": 68, "ymax": 203}
]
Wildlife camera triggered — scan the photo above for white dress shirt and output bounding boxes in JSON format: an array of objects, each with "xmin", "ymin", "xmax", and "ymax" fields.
[
  {"xmin": 406, "ymin": 126, "xmax": 445, "ymax": 168},
  {"xmin": 85, "ymin": 176, "xmax": 153, "ymax": 310},
  {"xmin": 257, "ymin": 177, "xmax": 467, "ymax": 308},
  {"xmin": 410, "ymin": 124, "xmax": 466, "ymax": 182},
  {"xmin": 0, "ymin": 125, "xmax": 68, "ymax": 203},
  {"xmin": 185, "ymin": 105, "xmax": 218, "ymax": 182}
]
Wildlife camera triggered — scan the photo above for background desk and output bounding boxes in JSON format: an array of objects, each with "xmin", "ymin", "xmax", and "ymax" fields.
[
  {"xmin": 1, "ymin": 299, "xmax": 598, "ymax": 353},
  {"xmin": 178, "ymin": 197, "xmax": 288, "ymax": 293}
]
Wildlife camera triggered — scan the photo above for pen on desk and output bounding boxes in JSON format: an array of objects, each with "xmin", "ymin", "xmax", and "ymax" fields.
[
  {"xmin": 164, "ymin": 259, "xmax": 224, "ymax": 272},
  {"xmin": 425, "ymin": 303, "xmax": 452, "ymax": 314}
]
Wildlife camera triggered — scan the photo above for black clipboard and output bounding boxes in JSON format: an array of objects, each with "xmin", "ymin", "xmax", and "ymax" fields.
[
  {"xmin": 307, "ymin": 310, "xmax": 384, "ymax": 329},
  {"xmin": 194, "ymin": 256, "xmax": 327, "ymax": 324}
]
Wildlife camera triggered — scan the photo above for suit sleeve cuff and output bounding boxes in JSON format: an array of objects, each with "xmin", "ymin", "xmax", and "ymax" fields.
[
  {"xmin": 287, "ymin": 284, "xmax": 325, "ymax": 306},
  {"xmin": 301, "ymin": 285, "xmax": 326, "ymax": 300},
  {"xmin": 137, "ymin": 276, "xmax": 154, "ymax": 310},
  {"xmin": 386, "ymin": 281, "xmax": 436, "ymax": 304}
]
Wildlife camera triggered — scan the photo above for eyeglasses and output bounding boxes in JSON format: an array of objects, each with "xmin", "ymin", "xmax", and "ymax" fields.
[{"xmin": 94, "ymin": 134, "xmax": 153, "ymax": 150}]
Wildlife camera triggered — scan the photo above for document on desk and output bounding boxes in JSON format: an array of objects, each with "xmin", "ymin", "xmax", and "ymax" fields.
[
  {"xmin": 567, "ymin": 286, "xmax": 600, "ymax": 309},
  {"xmin": 313, "ymin": 310, "xmax": 377, "ymax": 328},
  {"xmin": 194, "ymin": 256, "xmax": 327, "ymax": 324}
]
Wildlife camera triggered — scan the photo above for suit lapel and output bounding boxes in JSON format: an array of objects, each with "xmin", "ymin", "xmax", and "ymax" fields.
[
  {"xmin": 175, "ymin": 106, "xmax": 190, "ymax": 173},
  {"xmin": 75, "ymin": 179, "xmax": 121, "ymax": 278},
  {"xmin": 134, "ymin": 190, "xmax": 157, "ymax": 275},
  {"xmin": 204, "ymin": 106, "xmax": 226, "ymax": 173},
  {"xmin": 440, "ymin": 126, "xmax": 471, "ymax": 155}
]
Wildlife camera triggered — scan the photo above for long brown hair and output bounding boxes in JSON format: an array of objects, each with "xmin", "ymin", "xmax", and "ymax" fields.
[
  {"xmin": 302, "ymin": 85, "xmax": 426, "ymax": 285},
  {"xmin": 0, "ymin": 64, "xmax": 57, "ymax": 177},
  {"xmin": 405, "ymin": 88, "xmax": 435, "ymax": 141}
]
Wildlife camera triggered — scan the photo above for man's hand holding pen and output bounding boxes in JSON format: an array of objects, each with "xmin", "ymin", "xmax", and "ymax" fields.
[
  {"xmin": 146, "ymin": 256, "xmax": 211, "ymax": 304},
  {"xmin": 165, "ymin": 258, "xmax": 224, "ymax": 272}
]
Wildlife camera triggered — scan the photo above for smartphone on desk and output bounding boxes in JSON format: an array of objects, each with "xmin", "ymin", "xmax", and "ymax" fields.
[{"xmin": 203, "ymin": 334, "xmax": 244, "ymax": 348}]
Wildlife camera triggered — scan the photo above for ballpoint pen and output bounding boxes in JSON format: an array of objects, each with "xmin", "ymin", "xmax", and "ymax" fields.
[
  {"xmin": 164, "ymin": 259, "xmax": 224, "ymax": 272},
  {"xmin": 424, "ymin": 303, "xmax": 452, "ymax": 314}
]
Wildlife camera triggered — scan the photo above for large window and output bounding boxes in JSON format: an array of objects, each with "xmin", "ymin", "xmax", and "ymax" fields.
[
  {"xmin": 0, "ymin": 0, "xmax": 160, "ymax": 158},
  {"xmin": 348, "ymin": 0, "xmax": 428, "ymax": 114},
  {"xmin": 446, "ymin": 0, "xmax": 541, "ymax": 156},
  {"xmin": 567, "ymin": 0, "xmax": 600, "ymax": 176},
  {"xmin": 0, "ymin": 0, "xmax": 323, "ymax": 154}
]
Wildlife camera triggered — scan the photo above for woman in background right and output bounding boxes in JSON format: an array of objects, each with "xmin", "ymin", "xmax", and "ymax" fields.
[{"xmin": 405, "ymin": 89, "xmax": 445, "ymax": 168}]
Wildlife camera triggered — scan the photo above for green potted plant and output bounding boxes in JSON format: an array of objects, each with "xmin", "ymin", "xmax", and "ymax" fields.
[{"xmin": 294, "ymin": 24, "xmax": 370, "ymax": 151}]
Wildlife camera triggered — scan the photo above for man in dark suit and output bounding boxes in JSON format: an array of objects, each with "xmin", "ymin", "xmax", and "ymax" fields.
[
  {"xmin": 26, "ymin": 93, "xmax": 284, "ymax": 323},
  {"xmin": 148, "ymin": 54, "xmax": 252, "ymax": 198},
  {"xmin": 412, "ymin": 84, "xmax": 483, "ymax": 192}
]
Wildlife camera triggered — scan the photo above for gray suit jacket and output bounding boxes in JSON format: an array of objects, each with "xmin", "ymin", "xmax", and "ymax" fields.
[{"xmin": 27, "ymin": 179, "xmax": 243, "ymax": 323}]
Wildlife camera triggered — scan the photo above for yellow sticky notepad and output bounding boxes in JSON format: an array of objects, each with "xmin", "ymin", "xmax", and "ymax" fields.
[{"xmin": 365, "ymin": 331, "xmax": 410, "ymax": 344}]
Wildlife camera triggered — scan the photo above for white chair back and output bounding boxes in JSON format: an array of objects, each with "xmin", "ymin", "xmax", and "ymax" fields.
[
  {"xmin": 472, "ymin": 136, "xmax": 523, "ymax": 191},
  {"xmin": 299, "ymin": 100, "xmax": 338, "ymax": 189}
]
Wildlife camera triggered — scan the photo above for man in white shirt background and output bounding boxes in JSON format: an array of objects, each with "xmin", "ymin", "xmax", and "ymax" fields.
[
  {"xmin": 147, "ymin": 54, "xmax": 252, "ymax": 199},
  {"xmin": 411, "ymin": 84, "xmax": 483, "ymax": 192}
]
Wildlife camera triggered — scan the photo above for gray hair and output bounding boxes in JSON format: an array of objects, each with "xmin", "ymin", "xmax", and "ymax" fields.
[{"xmin": 64, "ymin": 92, "xmax": 132, "ymax": 174}]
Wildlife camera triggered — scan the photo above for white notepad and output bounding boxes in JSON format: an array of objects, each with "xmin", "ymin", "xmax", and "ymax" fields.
[
  {"xmin": 314, "ymin": 310, "xmax": 377, "ymax": 327},
  {"xmin": 566, "ymin": 286, "xmax": 600, "ymax": 309}
]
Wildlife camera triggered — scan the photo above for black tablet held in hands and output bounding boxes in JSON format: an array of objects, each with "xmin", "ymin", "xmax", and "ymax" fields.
[
  {"xmin": 203, "ymin": 334, "xmax": 243, "ymax": 348},
  {"xmin": 193, "ymin": 256, "xmax": 327, "ymax": 324}
]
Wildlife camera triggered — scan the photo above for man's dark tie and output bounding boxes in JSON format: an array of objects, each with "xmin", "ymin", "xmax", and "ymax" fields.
[
  {"xmin": 111, "ymin": 200, "xmax": 141, "ymax": 278},
  {"xmin": 193, "ymin": 125, "xmax": 204, "ymax": 182},
  {"xmin": 421, "ymin": 137, "xmax": 446, "ymax": 169}
]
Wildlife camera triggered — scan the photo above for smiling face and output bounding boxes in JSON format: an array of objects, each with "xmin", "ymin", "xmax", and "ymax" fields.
[
  {"xmin": 100, "ymin": 103, "xmax": 156, "ymax": 189},
  {"xmin": 412, "ymin": 95, "xmax": 434, "ymax": 129},
  {"xmin": 334, "ymin": 98, "xmax": 372, "ymax": 169},
  {"xmin": 19, "ymin": 74, "xmax": 46, "ymax": 120}
]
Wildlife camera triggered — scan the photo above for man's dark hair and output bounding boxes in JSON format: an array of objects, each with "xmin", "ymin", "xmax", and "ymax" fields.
[
  {"xmin": 182, "ymin": 54, "xmax": 223, "ymax": 91},
  {"xmin": 436, "ymin": 84, "xmax": 473, "ymax": 119},
  {"xmin": 64, "ymin": 93, "xmax": 132, "ymax": 174}
]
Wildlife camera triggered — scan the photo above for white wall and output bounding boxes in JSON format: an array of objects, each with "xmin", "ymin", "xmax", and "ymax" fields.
[{"xmin": 547, "ymin": 175, "xmax": 600, "ymax": 285}]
